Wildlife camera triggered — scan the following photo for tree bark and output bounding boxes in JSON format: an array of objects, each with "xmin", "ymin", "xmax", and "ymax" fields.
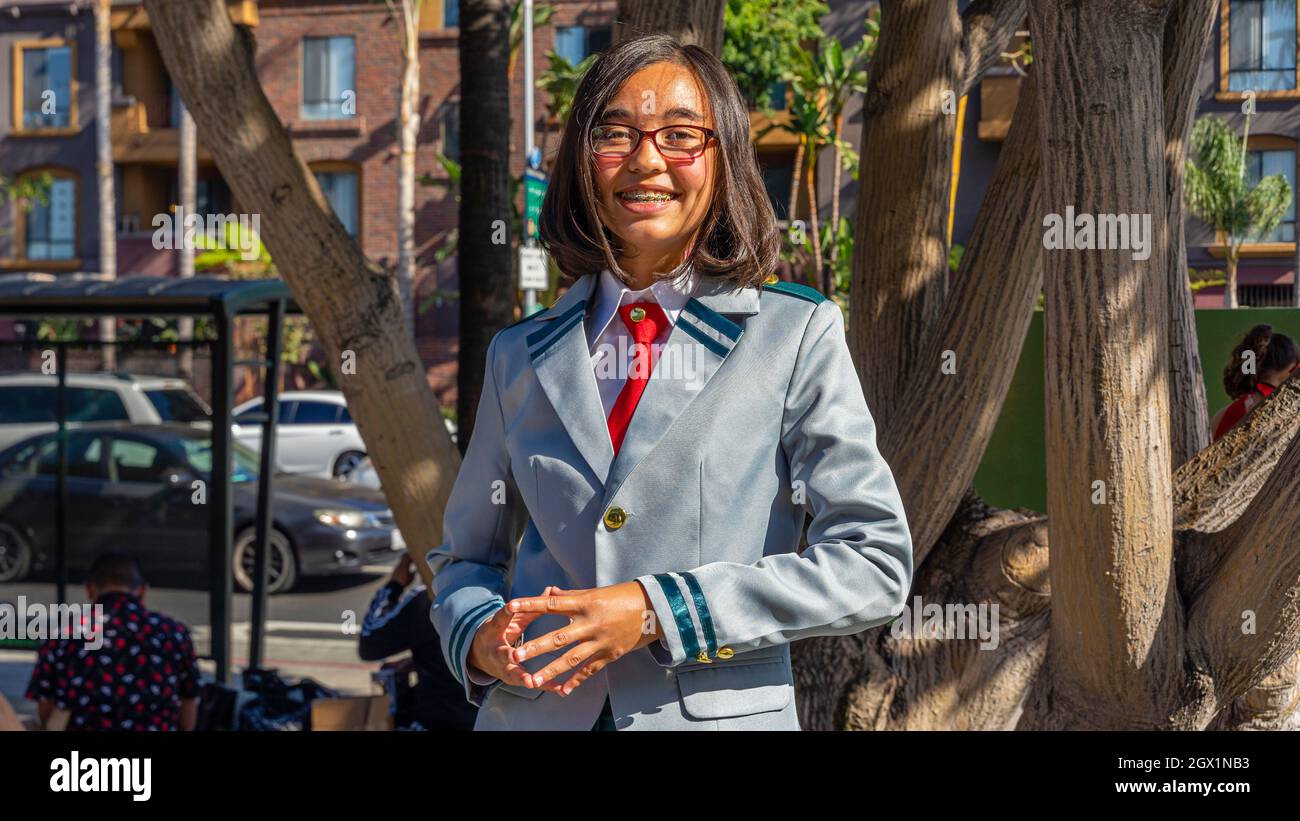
[
  {"xmin": 850, "ymin": 0, "xmax": 963, "ymax": 433},
  {"xmin": 1023, "ymin": 0, "xmax": 1184, "ymax": 729},
  {"xmin": 1173, "ymin": 371, "xmax": 1300, "ymax": 535},
  {"xmin": 457, "ymin": 0, "xmax": 516, "ymax": 451},
  {"xmin": 614, "ymin": 0, "xmax": 724, "ymax": 54},
  {"xmin": 144, "ymin": 0, "xmax": 460, "ymax": 584},
  {"xmin": 179, "ymin": 100, "xmax": 197, "ymax": 380},
  {"xmin": 95, "ymin": 0, "xmax": 116, "ymax": 371},
  {"xmin": 1161, "ymin": 0, "xmax": 1216, "ymax": 469},
  {"xmin": 396, "ymin": 0, "xmax": 420, "ymax": 339}
]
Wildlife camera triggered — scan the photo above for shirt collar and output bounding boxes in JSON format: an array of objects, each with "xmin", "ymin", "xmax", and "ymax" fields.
[{"xmin": 587, "ymin": 264, "xmax": 699, "ymax": 348}]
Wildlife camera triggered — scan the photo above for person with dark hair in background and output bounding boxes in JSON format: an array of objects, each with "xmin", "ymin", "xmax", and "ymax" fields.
[
  {"xmin": 26, "ymin": 552, "xmax": 200, "ymax": 730},
  {"xmin": 357, "ymin": 559, "xmax": 477, "ymax": 730},
  {"xmin": 1211, "ymin": 324, "xmax": 1300, "ymax": 442}
]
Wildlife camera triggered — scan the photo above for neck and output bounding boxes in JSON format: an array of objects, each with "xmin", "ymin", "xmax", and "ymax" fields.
[{"xmin": 617, "ymin": 244, "xmax": 691, "ymax": 290}]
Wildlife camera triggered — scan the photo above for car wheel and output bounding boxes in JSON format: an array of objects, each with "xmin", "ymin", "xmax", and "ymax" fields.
[
  {"xmin": 332, "ymin": 450, "xmax": 366, "ymax": 480},
  {"xmin": 232, "ymin": 527, "xmax": 298, "ymax": 594},
  {"xmin": 0, "ymin": 522, "xmax": 32, "ymax": 583}
]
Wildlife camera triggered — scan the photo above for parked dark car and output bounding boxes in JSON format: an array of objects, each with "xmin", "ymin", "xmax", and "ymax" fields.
[{"xmin": 0, "ymin": 423, "xmax": 404, "ymax": 593}]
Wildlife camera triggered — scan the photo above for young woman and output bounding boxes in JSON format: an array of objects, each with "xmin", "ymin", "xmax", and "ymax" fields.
[
  {"xmin": 1210, "ymin": 324, "xmax": 1299, "ymax": 442},
  {"xmin": 425, "ymin": 34, "xmax": 913, "ymax": 731}
]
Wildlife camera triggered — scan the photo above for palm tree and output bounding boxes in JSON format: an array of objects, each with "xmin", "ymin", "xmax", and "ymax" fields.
[{"xmin": 1185, "ymin": 113, "xmax": 1292, "ymax": 308}]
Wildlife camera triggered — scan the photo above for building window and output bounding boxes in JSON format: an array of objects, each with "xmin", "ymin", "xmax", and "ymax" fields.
[
  {"xmin": 1245, "ymin": 147, "xmax": 1296, "ymax": 241},
  {"xmin": 302, "ymin": 36, "xmax": 356, "ymax": 120},
  {"xmin": 445, "ymin": 0, "xmax": 459, "ymax": 28},
  {"xmin": 22, "ymin": 173, "xmax": 77, "ymax": 260},
  {"xmin": 555, "ymin": 25, "xmax": 612, "ymax": 65},
  {"xmin": 15, "ymin": 40, "xmax": 75, "ymax": 130},
  {"xmin": 1227, "ymin": 0, "xmax": 1298, "ymax": 92},
  {"xmin": 440, "ymin": 101, "xmax": 460, "ymax": 163},
  {"xmin": 313, "ymin": 168, "xmax": 360, "ymax": 236}
]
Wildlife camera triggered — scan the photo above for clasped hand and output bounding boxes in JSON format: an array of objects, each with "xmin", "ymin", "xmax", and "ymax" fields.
[{"xmin": 466, "ymin": 581, "xmax": 663, "ymax": 696}]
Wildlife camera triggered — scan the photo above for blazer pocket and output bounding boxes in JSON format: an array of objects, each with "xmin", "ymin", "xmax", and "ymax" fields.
[
  {"xmin": 675, "ymin": 656, "xmax": 793, "ymax": 720},
  {"xmin": 496, "ymin": 682, "xmax": 545, "ymax": 701}
]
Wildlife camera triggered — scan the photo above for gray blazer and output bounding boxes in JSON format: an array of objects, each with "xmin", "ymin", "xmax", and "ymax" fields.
[{"xmin": 426, "ymin": 272, "xmax": 913, "ymax": 730}]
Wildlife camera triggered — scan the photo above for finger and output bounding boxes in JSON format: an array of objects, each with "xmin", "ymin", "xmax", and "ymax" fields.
[
  {"xmin": 559, "ymin": 657, "xmax": 610, "ymax": 696},
  {"xmin": 500, "ymin": 609, "xmax": 546, "ymax": 643},
  {"xmin": 506, "ymin": 591, "xmax": 584, "ymax": 616},
  {"xmin": 494, "ymin": 659, "xmax": 532, "ymax": 688},
  {"xmin": 512, "ymin": 620, "xmax": 593, "ymax": 665},
  {"xmin": 525, "ymin": 641, "xmax": 601, "ymax": 689}
]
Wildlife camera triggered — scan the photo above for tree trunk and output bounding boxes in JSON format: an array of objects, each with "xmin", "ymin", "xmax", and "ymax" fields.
[
  {"xmin": 396, "ymin": 0, "xmax": 420, "ymax": 340},
  {"xmin": 457, "ymin": 0, "xmax": 515, "ymax": 452},
  {"xmin": 788, "ymin": 137, "xmax": 804, "ymax": 231},
  {"xmin": 1023, "ymin": 0, "xmax": 1184, "ymax": 729},
  {"xmin": 1161, "ymin": 0, "xmax": 1215, "ymax": 469},
  {"xmin": 811, "ymin": 0, "xmax": 1300, "ymax": 732},
  {"xmin": 144, "ymin": 0, "xmax": 460, "ymax": 585},
  {"xmin": 803, "ymin": 148, "xmax": 823, "ymax": 291},
  {"xmin": 178, "ymin": 100, "xmax": 197, "ymax": 380},
  {"xmin": 850, "ymin": 0, "xmax": 963, "ymax": 434},
  {"xmin": 828, "ymin": 112, "xmax": 843, "ymax": 268},
  {"xmin": 1225, "ymin": 252, "xmax": 1239, "ymax": 308},
  {"xmin": 95, "ymin": 0, "xmax": 116, "ymax": 371},
  {"xmin": 615, "ymin": 0, "xmax": 724, "ymax": 54}
]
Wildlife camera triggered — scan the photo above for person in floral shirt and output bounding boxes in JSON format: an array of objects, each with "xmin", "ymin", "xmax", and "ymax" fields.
[{"xmin": 27, "ymin": 552, "xmax": 200, "ymax": 731}]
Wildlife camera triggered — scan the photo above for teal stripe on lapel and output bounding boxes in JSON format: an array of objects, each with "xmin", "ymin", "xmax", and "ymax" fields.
[
  {"xmin": 680, "ymin": 572, "xmax": 717, "ymax": 658},
  {"xmin": 683, "ymin": 297, "xmax": 744, "ymax": 340},
  {"xmin": 678, "ymin": 317, "xmax": 729, "ymax": 358},
  {"xmin": 449, "ymin": 598, "xmax": 504, "ymax": 682},
  {"xmin": 652, "ymin": 574, "xmax": 700, "ymax": 660},
  {"xmin": 526, "ymin": 300, "xmax": 587, "ymax": 359}
]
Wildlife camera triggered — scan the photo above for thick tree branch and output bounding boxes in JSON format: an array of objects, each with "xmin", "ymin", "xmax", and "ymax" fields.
[
  {"xmin": 615, "ymin": 0, "xmax": 724, "ymax": 53},
  {"xmin": 1161, "ymin": 0, "xmax": 1216, "ymax": 469},
  {"xmin": 958, "ymin": 0, "xmax": 1026, "ymax": 95},
  {"xmin": 1188, "ymin": 427, "xmax": 1300, "ymax": 707},
  {"xmin": 883, "ymin": 72, "xmax": 1043, "ymax": 564},
  {"xmin": 1173, "ymin": 372, "xmax": 1300, "ymax": 534},
  {"xmin": 144, "ymin": 0, "xmax": 460, "ymax": 583},
  {"xmin": 850, "ymin": 0, "xmax": 963, "ymax": 434}
]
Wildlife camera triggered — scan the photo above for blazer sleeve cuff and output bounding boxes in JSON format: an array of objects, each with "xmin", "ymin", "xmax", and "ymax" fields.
[
  {"xmin": 636, "ymin": 572, "xmax": 707, "ymax": 667},
  {"xmin": 430, "ymin": 587, "xmax": 505, "ymax": 707}
]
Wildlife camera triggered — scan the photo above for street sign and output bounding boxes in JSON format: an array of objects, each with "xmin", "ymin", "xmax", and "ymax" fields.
[
  {"xmin": 524, "ymin": 168, "xmax": 548, "ymax": 240},
  {"xmin": 519, "ymin": 246, "xmax": 548, "ymax": 291}
]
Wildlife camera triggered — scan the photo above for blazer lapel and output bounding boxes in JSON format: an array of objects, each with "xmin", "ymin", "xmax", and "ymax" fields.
[
  {"xmin": 601, "ymin": 277, "xmax": 761, "ymax": 507},
  {"xmin": 526, "ymin": 273, "xmax": 615, "ymax": 483}
]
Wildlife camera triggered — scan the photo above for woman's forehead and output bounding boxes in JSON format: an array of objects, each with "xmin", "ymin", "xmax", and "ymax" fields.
[{"xmin": 603, "ymin": 62, "xmax": 712, "ymax": 124}]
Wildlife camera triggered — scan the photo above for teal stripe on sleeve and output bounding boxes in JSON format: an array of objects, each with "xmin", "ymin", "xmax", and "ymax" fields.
[
  {"xmin": 449, "ymin": 598, "xmax": 504, "ymax": 682},
  {"xmin": 652, "ymin": 573, "xmax": 700, "ymax": 660},
  {"xmin": 679, "ymin": 572, "xmax": 717, "ymax": 658}
]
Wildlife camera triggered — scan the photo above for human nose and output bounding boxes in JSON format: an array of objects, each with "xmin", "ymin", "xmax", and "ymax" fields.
[{"xmin": 626, "ymin": 129, "xmax": 668, "ymax": 174}]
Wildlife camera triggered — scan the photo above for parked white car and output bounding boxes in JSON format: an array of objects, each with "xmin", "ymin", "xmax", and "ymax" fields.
[
  {"xmin": 232, "ymin": 390, "xmax": 370, "ymax": 479},
  {"xmin": 0, "ymin": 373, "xmax": 210, "ymax": 451},
  {"xmin": 345, "ymin": 418, "xmax": 457, "ymax": 491}
]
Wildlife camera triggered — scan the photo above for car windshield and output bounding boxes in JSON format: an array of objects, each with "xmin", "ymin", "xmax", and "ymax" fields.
[
  {"xmin": 146, "ymin": 388, "xmax": 212, "ymax": 422},
  {"xmin": 180, "ymin": 438, "xmax": 261, "ymax": 483}
]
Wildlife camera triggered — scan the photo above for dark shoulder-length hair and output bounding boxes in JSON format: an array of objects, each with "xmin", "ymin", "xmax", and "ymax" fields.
[{"xmin": 539, "ymin": 34, "xmax": 780, "ymax": 289}]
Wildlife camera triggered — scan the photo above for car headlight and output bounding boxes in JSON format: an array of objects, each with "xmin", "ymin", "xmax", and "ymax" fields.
[{"xmin": 315, "ymin": 509, "xmax": 372, "ymax": 529}]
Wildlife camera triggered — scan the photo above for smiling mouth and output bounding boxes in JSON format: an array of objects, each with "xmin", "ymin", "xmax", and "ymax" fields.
[{"xmin": 616, "ymin": 189, "xmax": 679, "ymax": 203}]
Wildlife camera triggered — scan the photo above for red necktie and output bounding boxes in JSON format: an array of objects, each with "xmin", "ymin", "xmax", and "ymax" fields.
[{"xmin": 606, "ymin": 300, "xmax": 668, "ymax": 456}]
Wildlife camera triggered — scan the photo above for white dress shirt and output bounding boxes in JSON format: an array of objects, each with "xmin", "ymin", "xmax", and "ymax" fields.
[{"xmin": 586, "ymin": 265, "xmax": 699, "ymax": 419}]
